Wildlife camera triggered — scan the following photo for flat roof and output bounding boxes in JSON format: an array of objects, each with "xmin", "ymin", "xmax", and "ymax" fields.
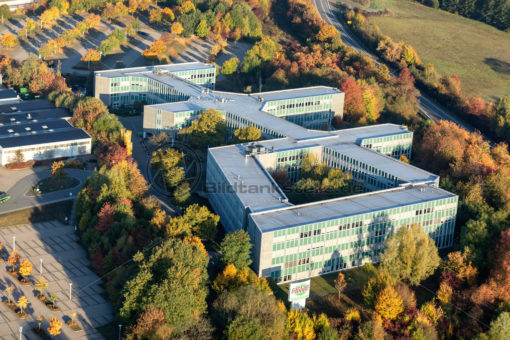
[
  {"xmin": 0, "ymin": 119, "xmax": 71, "ymax": 137},
  {"xmin": 148, "ymin": 101, "xmax": 204, "ymax": 112},
  {"xmin": 329, "ymin": 144, "xmax": 438, "ymax": 184},
  {"xmin": 250, "ymin": 185, "xmax": 456, "ymax": 232},
  {"xmin": 208, "ymin": 145, "xmax": 290, "ymax": 213},
  {"xmin": 0, "ymin": 128, "xmax": 90, "ymax": 148},
  {"xmin": 0, "ymin": 88, "xmax": 18, "ymax": 100},
  {"xmin": 253, "ymin": 86, "xmax": 340, "ymax": 102},
  {"xmin": 0, "ymin": 99, "xmax": 55, "ymax": 113},
  {"xmin": 94, "ymin": 62, "xmax": 214, "ymax": 78},
  {"xmin": 0, "ymin": 108, "xmax": 70, "ymax": 124}
]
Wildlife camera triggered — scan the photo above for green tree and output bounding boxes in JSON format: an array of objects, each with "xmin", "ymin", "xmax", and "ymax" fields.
[
  {"xmin": 226, "ymin": 316, "xmax": 266, "ymax": 340},
  {"xmin": 213, "ymin": 285, "xmax": 286, "ymax": 339},
  {"xmin": 475, "ymin": 312, "xmax": 510, "ymax": 340},
  {"xmin": 380, "ymin": 224, "xmax": 440, "ymax": 285},
  {"xmin": 120, "ymin": 238, "xmax": 209, "ymax": 334},
  {"xmin": 174, "ymin": 182, "xmax": 191, "ymax": 205},
  {"xmin": 241, "ymin": 37, "xmax": 278, "ymax": 74},
  {"xmin": 492, "ymin": 96, "xmax": 510, "ymax": 139},
  {"xmin": 220, "ymin": 230, "xmax": 252, "ymax": 268},
  {"xmin": 195, "ymin": 19, "xmax": 209, "ymax": 38},
  {"xmin": 222, "ymin": 57, "xmax": 240, "ymax": 75},
  {"xmin": 178, "ymin": 109, "xmax": 226, "ymax": 149},
  {"xmin": 0, "ymin": 5, "xmax": 11, "ymax": 22},
  {"xmin": 233, "ymin": 125, "xmax": 261, "ymax": 142}
]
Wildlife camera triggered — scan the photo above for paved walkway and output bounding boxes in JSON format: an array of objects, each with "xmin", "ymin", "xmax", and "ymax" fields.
[{"xmin": 0, "ymin": 221, "xmax": 113, "ymax": 339}]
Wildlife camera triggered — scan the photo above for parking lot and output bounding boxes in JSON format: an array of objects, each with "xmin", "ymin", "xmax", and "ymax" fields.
[{"xmin": 0, "ymin": 221, "xmax": 113, "ymax": 339}]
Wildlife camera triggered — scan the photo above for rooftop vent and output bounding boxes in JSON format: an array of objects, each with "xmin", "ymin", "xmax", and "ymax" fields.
[
  {"xmin": 26, "ymin": 113, "xmax": 32, "ymax": 120},
  {"xmin": 14, "ymin": 133, "xmax": 19, "ymax": 136},
  {"xmin": 42, "ymin": 125, "xmax": 48, "ymax": 129},
  {"xmin": 25, "ymin": 127, "xmax": 31, "ymax": 131},
  {"xmin": 7, "ymin": 129, "xmax": 13, "ymax": 133},
  {"xmin": 49, "ymin": 129, "xmax": 54, "ymax": 132},
  {"xmin": 31, "ymin": 131, "xmax": 36, "ymax": 134},
  {"xmin": 9, "ymin": 117, "xmax": 15, "ymax": 122}
]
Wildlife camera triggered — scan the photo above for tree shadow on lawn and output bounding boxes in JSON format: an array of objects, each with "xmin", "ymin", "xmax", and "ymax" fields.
[{"xmin": 484, "ymin": 58, "xmax": 510, "ymax": 75}]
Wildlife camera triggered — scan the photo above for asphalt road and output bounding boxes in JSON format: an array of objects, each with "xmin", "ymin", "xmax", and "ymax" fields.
[
  {"xmin": 313, "ymin": 0, "xmax": 475, "ymax": 132},
  {"xmin": 0, "ymin": 167, "xmax": 91, "ymax": 215}
]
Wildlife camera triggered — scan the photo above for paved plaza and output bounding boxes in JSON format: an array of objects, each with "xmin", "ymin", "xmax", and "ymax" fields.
[{"xmin": 0, "ymin": 221, "xmax": 114, "ymax": 339}]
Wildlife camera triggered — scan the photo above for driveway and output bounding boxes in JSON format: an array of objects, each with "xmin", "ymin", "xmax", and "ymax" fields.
[{"xmin": 0, "ymin": 167, "xmax": 91, "ymax": 215}]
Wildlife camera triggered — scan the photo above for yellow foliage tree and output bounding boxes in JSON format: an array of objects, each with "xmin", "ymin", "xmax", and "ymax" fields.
[
  {"xmin": 35, "ymin": 276, "xmax": 48, "ymax": 292},
  {"xmin": 51, "ymin": 160, "xmax": 66, "ymax": 178},
  {"xmin": 17, "ymin": 295, "xmax": 28, "ymax": 314},
  {"xmin": 183, "ymin": 236, "xmax": 207, "ymax": 256},
  {"xmin": 212, "ymin": 263, "xmax": 270, "ymax": 293},
  {"xmin": 19, "ymin": 259, "xmax": 33, "ymax": 277},
  {"xmin": 287, "ymin": 309, "xmax": 316, "ymax": 340},
  {"xmin": 162, "ymin": 7, "xmax": 175, "ymax": 21},
  {"xmin": 181, "ymin": 0, "xmax": 196, "ymax": 13},
  {"xmin": 40, "ymin": 7, "xmax": 60, "ymax": 28},
  {"xmin": 345, "ymin": 307, "xmax": 361, "ymax": 322},
  {"xmin": 171, "ymin": 22, "xmax": 183, "ymax": 35},
  {"xmin": 420, "ymin": 300, "xmax": 444, "ymax": 325},
  {"xmin": 316, "ymin": 24, "xmax": 338, "ymax": 42},
  {"xmin": 437, "ymin": 281, "xmax": 453, "ymax": 306},
  {"xmin": 374, "ymin": 285, "xmax": 404, "ymax": 320},
  {"xmin": 48, "ymin": 317, "xmax": 62, "ymax": 336},
  {"xmin": 1, "ymin": 32, "xmax": 18, "ymax": 48}
]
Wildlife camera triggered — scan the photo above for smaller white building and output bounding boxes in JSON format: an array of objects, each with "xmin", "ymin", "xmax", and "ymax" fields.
[{"xmin": 0, "ymin": 116, "xmax": 91, "ymax": 166}]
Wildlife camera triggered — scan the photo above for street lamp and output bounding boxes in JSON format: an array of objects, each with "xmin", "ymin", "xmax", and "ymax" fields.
[
  {"xmin": 40, "ymin": 258, "xmax": 43, "ymax": 276},
  {"xmin": 12, "ymin": 236, "xmax": 15, "ymax": 251},
  {"xmin": 18, "ymin": 326, "xmax": 22, "ymax": 340},
  {"xmin": 69, "ymin": 282, "xmax": 72, "ymax": 301},
  {"xmin": 118, "ymin": 324, "xmax": 122, "ymax": 340}
]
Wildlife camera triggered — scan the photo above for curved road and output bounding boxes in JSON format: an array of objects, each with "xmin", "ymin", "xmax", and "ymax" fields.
[
  {"xmin": 0, "ymin": 168, "xmax": 91, "ymax": 215},
  {"xmin": 313, "ymin": 0, "xmax": 475, "ymax": 131}
]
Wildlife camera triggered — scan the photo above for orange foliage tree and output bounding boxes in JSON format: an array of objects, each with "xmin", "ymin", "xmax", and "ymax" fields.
[
  {"xmin": 171, "ymin": 22, "xmax": 183, "ymax": 35},
  {"xmin": 48, "ymin": 317, "xmax": 62, "ymax": 336},
  {"xmin": 375, "ymin": 285, "xmax": 404, "ymax": 320}
]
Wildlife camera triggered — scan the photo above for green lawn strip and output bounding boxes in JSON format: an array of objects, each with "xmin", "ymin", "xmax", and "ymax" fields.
[
  {"xmin": 0, "ymin": 200, "xmax": 73, "ymax": 228},
  {"xmin": 369, "ymin": 0, "xmax": 510, "ymax": 100}
]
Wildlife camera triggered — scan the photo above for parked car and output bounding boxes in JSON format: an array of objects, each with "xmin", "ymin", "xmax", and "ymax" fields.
[{"xmin": 0, "ymin": 191, "xmax": 11, "ymax": 203}]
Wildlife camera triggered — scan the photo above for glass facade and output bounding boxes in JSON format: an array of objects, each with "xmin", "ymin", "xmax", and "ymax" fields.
[{"xmin": 269, "ymin": 196, "xmax": 458, "ymax": 283}]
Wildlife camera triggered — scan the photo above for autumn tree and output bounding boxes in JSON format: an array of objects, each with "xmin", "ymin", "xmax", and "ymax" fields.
[
  {"xmin": 17, "ymin": 296, "xmax": 28, "ymax": 315},
  {"xmin": 178, "ymin": 109, "xmax": 226, "ymax": 149},
  {"xmin": 35, "ymin": 276, "xmax": 48, "ymax": 293},
  {"xmin": 334, "ymin": 272, "xmax": 347, "ymax": 298},
  {"xmin": 162, "ymin": 7, "xmax": 175, "ymax": 21},
  {"xmin": 40, "ymin": 7, "xmax": 60, "ymax": 28},
  {"xmin": 96, "ymin": 202, "xmax": 115, "ymax": 233},
  {"xmin": 220, "ymin": 230, "xmax": 252, "ymax": 268},
  {"xmin": 362, "ymin": 269, "xmax": 395, "ymax": 308},
  {"xmin": 316, "ymin": 24, "xmax": 338, "ymax": 42},
  {"xmin": 1, "ymin": 33, "xmax": 18, "ymax": 48},
  {"xmin": 222, "ymin": 57, "xmax": 240, "ymax": 75},
  {"xmin": 171, "ymin": 22, "xmax": 184, "ymax": 35},
  {"xmin": 213, "ymin": 263, "xmax": 270, "ymax": 293},
  {"xmin": 8, "ymin": 250, "xmax": 20, "ymax": 270},
  {"xmin": 5, "ymin": 285, "xmax": 14, "ymax": 303},
  {"xmin": 19, "ymin": 259, "xmax": 33, "ymax": 277},
  {"xmin": 181, "ymin": 0, "xmax": 196, "ymax": 13},
  {"xmin": 48, "ymin": 317, "xmax": 62, "ymax": 336},
  {"xmin": 149, "ymin": 8, "xmax": 162, "ymax": 23},
  {"xmin": 380, "ymin": 224, "xmax": 440, "ymax": 286},
  {"xmin": 375, "ymin": 285, "xmax": 404, "ymax": 320},
  {"xmin": 195, "ymin": 20, "xmax": 209, "ymax": 38},
  {"xmin": 81, "ymin": 49, "xmax": 101, "ymax": 68},
  {"xmin": 142, "ymin": 39, "xmax": 166, "ymax": 59},
  {"xmin": 233, "ymin": 125, "xmax": 260, "ymax": 142},
  {"xmin": 131, "ymin": 306, "xmax": 171, "ymax": 338},
  {"xmin": 51, "ymin": 160, "xmax": 66, "ymax": 178}
]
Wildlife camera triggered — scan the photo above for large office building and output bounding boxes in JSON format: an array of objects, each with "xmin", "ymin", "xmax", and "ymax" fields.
[
  {"xmin": 0, "ymin": 101, "xmax": 92, "ymax": 166},
  {"xmin": 94, "ymin": 63, "xmax": 458, "ymax": 283}
]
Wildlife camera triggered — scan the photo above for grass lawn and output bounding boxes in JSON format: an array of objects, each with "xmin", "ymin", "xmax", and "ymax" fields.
[
  {"xmin": 368, "ymin": 0, "xmax": 510, "ymax": 100},
  {"xmin": 30, "ymin": 176, "xmax": 79, "ymax": 195},
  {"xmin": 0, "ymin": 200, "xmax": 73, "ymax": 228}
]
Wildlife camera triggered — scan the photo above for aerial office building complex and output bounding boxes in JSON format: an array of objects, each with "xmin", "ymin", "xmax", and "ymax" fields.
[{"xmin": 94, "ymin": 62, "xmax": 458, "ymax": 283}]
